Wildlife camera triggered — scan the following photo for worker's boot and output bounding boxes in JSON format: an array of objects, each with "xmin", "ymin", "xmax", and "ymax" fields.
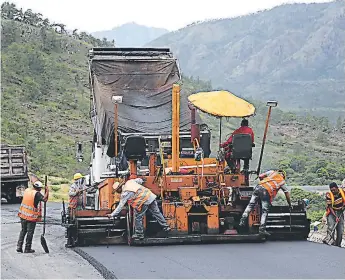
[
  {"xmin": 161, "ymin": 226, "xmax": 171, "ymax": 237},
  {"xmin": 239, "ymin": 217, "xmax": 246, "ymax": 227},
  {"xmin": 259, "ymin": 227, "xmax": 271, "ymax": 237},
  {"xmin": 24, "ymin": 248, "xmax": 35, "ymax": 253},
  {"xmin": 16, "ymin": 240, "xmax": 23, "ymax": 253},
  {"xmin": 132, "ymin": 233, "xmax": 144, "ymax": 240},
  {"xmin": 163, "ymin": 226, "xmax": 171, "ymax": 232}
]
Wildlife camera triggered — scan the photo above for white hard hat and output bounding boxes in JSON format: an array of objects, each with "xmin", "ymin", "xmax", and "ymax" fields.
[{"xmin": 33, "ymin": 181, "xmax": 43, "ymax": 188}]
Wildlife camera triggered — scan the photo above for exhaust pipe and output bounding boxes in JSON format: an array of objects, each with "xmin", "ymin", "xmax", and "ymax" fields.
[{"xmin": 188, "ymin": 103, "xmax": 200, "ymax": 145}]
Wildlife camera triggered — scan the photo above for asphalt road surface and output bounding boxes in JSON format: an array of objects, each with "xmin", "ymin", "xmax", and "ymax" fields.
[
  {"xmin": 2, "ymin": 201, "xmax": 344, "ymax": 279},
  {"xmin": 83, "ymin": 241, "xmax": 345, "ymax": 279}
]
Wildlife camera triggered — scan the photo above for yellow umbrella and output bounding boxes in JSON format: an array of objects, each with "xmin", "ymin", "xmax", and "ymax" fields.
[{"xmin": 187, "ymin": 90, "xmax": 255, "ymax": 118}]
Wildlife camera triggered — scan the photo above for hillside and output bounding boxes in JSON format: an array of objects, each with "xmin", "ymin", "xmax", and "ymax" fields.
[
  {"xmin": 92, "ymin": 22, "xmax": 168, "ymax": 47},
  {"xmin": 146, "ymin": 0, "xmax": 345, "ymax": 122},
  {"xmin": 1, "ymin": 4, "xmax": 344, "ymax": 185}
]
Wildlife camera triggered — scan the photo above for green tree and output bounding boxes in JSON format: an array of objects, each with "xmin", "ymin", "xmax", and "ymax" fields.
[{"xmin": 1, "ymin": 2, "xmax": 18, "ymax": 19}]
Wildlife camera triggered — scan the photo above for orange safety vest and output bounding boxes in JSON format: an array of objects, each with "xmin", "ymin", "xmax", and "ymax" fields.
[
  {"xmin": 18, "ymin": 188, "xmax": 42, "ymax": 222},
  {"xmin": 260, "ymin": 171, "xmax": 286, "ymax": 202},
  {"xmin": 123, "ymin": 180, "xmax": 152, "ymax": 211},
  {"xmin": 326, "ymin": 188, "xmax": 345, "ymax": 215},
  {"xmin": 69, "ymin": 196, "xmax": 78, "ymax": 209}
]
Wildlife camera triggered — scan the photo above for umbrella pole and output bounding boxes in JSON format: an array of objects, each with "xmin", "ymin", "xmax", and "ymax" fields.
[
  {"xmin": 256, "ymin": 102, "xmax": 277, "ymax": 175},
  {"xmin": 219, "ymin": 117, "xmax": 222, "ymax": 147}
]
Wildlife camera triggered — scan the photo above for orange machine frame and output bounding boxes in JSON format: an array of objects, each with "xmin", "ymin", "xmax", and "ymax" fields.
[{"xmin": 76, "ymin": 84, "xmax": 259, "ymax": 236}]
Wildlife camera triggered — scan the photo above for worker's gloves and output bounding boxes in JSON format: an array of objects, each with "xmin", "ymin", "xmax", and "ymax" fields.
[{"xmin": 336, "ymin": 217, "xmax": 340, "ymax": 223}]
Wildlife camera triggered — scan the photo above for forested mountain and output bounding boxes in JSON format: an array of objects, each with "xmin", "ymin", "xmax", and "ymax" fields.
[
  {"xmin": 147, "ymin": 0, "xmax": 345, "ymax": 122},
  {"xmin": 1, "ymin": 2, "xmax": 344, "ymax": 185}
]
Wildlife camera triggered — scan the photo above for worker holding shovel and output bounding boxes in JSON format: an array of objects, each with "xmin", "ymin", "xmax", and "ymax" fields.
[
  {"xmin": 323, "ymin": 182, "xmax": 345, "ymax": 247},
  {"xmin": 17, "ymin": 179, "xmax": 49, "ymax": 253}
]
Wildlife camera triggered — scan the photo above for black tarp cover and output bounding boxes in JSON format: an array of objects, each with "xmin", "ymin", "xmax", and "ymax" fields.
[{"xmin": 90, "ymin": 57, "xmax": 202, "ymax": 147}]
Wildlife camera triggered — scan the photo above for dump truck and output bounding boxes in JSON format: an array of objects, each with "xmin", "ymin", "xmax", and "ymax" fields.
[
  {"xmin": 1, "ymin": 144, "xmax": 29, "ymax": 203},
  {"xmin": 61, "ymin": 47, "xmax": 310, "ymax": 246}
]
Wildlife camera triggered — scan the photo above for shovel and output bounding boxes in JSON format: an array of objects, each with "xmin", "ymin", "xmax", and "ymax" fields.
[
  {"xmin": 323, "ymin": 210, "xmax": 344, "ymax": 246},
  {"xmin": 41, "ymin": 175, "xmax": 49, "ymax": 253}
]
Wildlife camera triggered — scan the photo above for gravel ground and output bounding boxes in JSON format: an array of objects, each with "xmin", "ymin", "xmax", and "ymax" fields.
[{"xmin": 1, "ymin": 202, "xmax": 102, "ymax": 279}]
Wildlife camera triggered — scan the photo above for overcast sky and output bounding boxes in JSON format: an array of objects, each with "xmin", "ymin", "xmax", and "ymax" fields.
[{"xmin": 3, "ymin": 0, "xmax": 334, "ymax": 32}]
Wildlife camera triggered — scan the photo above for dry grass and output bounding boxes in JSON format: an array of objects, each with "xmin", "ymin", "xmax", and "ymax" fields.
[
  {"xmin": 49, "ymin": 183, "xmax": 69, "ymax": 202},
  {"xmin": 38, "ymin": 175, "xmax": 71, "ymax": 202}
]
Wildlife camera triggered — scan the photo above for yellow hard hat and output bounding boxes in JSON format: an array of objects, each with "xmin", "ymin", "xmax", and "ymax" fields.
[{"xmin": 73, "ymin": 173, "xmax": 84, "ymax": 180}]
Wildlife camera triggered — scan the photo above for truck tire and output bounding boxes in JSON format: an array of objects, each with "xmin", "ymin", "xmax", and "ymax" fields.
[{"xmin": 7, "ymin": 195, "xmax": 22, "ymax": 204}]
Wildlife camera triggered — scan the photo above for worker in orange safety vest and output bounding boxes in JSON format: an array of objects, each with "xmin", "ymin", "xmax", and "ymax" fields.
[
  {"xmin": 323, "ymin": 182, "xmax": 345, "ymax": 247},
  {"xmin": 107, "ymin": 176, "xmax": 170, "ymax": 240},
  {"xmin": 239, "ymin": 169, "xmax": 292, "ymax": 236},
  {"xmin": 17, "ymin": 181, "xmax": 49, "ymax": 253}
]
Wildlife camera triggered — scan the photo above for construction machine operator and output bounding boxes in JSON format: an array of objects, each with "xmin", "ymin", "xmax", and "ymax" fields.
[
  {"xmin": 323, "ymin": 182, "xmax": 345, "ymax": 247},
  {"xmin": 17, "ymin": 181, "xmax": 49, "ymax": 253},
  {"xmin": 107, "ymin": 177, "xmax": 171, "ymax": 239},
  {"xmin": 239, "ymin": 169, "xmax": 292, "ymax": 236},
  {"xmin": 220, "ymin": 118, "xmax": 254, "ymax": 171},
  {"xmin": 68, "ymin": 173, "xmax": 86, "ymax": 210}
]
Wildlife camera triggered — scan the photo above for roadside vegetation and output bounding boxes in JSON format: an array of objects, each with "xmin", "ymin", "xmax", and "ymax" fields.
[
  {"xmin": 43, "ymin": 176, "xmax": 70, "ymax": 202},
  {"xmin": 274, "ymin": 187, "xmax": 327, "ymax": 223}
]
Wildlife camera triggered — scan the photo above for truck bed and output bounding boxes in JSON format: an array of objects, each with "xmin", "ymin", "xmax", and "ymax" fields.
[{"xmin": 1, "ymin": 145, "xmax": 28, "ymax": 181}]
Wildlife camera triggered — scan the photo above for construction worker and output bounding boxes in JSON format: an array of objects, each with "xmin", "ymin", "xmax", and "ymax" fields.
[
  {"xmin": 323, "ymin": 182, "xmax": 345, "ymax": 247},
  {"xmin": 220, "ymin": 118, "xmax": 254, "ymax": 171},
  {"xmin": 107, "ymin": 177, "xmax": 171, "ymax": 239},
  {"xmin": 68, "ymin": 173, "xmax": 86, "ymax": 210},
  {"xmin": 17, "ymin": 181, "xmax": 49, "ymax": 253},
  {"xmin": 239, "ymin": 169, "xmax": 291, "ymax": 236}
]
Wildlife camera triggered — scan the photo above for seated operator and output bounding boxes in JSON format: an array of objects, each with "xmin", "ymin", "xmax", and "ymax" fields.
[{"xmin": 220, "ymin": 118, "xmax": 254, "ymax": 171}]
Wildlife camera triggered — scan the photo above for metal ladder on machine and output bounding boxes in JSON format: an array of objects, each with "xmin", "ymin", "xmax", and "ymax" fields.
[{"xmin": 105, "ymin": 216, "xmax": 127, "ymax": 247}]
